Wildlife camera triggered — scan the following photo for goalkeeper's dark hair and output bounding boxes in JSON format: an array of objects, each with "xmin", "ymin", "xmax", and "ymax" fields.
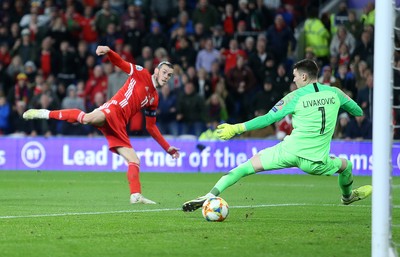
[
  {"xmin": 293, "ymin": 59, "xmax": 319, "ymax": 80},
  {"xmin": 157, "ymin": 61, "xmax": 173, "ymax": 69}
]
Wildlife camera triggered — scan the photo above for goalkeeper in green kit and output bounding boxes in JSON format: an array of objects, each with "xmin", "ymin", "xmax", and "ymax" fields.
[{"xmin": 182, "ymin": 59, "xmax": 372, "ymax": 212}]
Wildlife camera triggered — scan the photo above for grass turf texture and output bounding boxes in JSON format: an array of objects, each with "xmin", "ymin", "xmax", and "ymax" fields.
[{"xmin": 0, "ymin": 171, "xmax": 398, "ymax": 257}]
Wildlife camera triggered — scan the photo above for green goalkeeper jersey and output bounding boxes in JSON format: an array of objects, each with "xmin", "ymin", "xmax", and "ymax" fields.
[{"xmin": 244, "ymin": 82, "xmax": 363, "ymax": 162}]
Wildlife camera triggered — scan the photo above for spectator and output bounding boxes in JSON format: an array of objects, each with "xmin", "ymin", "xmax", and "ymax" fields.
[
  {"xmin": 334, "ymin": 112, "xmax": 350, "ymax": 139},
  {"xmin": 196, "ymin": 68, "xmax": 212, "ymax": 99},
  {"xmin": 167, "ymin": 64, "xmax": 185, "ymax": 93},
  {"xmin": 31, "ymin": 93, "xmax": 58, "ymax": 136},
  {"xmin": 142, "ymin": 20, "xmax": 169, "ymax": 52},
  {"xmin": 330, "ymin": 26, "xmax": 356, "ymax": 57},
  {"xmin": 266, "ymin": 14, "xmax": 296, "ymax": 64},
  {"xmin": 360, "ymin": 2, "xmax": 375, "ymax": 26},
  {"xmin": 243, "ymin": 36, "xmax": 256, "ymax": 56},
  {"xmin": 214, "ymin": 78, "xmax": 236, "ymax": 122},
  {"xmin": 29, "ymin": 80, "xmax": 60, "ymax": 111},
  {"xmin": 195, "ymin": 38, "xmax": 220, "ymax": 73},
  {"xmin": 192, "ymin": 0, "xmax": 219, "ymax": 33},
  {"xmin": 176, "ymin": 81, "xmax": 206, "ymax": 137},
  {"xmin": 94, "ymin": 0, "xmax": 120, "ymax": 37},
  {"xmin": 191, "ymin": 22, "xmax": 209, "ymax": 51},
  {"xmin": 77, "ymin": 6, "xmax": 98, "ymax": 54},
  {"xmin": 169, "ymin": 0, "xmax": 191, "ymax": 28},
  {"xmin": 303, "ymin": 7, "xmax": 330, "ymax": 65},
  {"xmin": 354, "ymin": 60, "xmax": 369, "ymax": 91},
  {"xmin": 329, "ymin": 1, "xmax": 349, "ymax": 35},
  {"xmin": 107, "ymin": 66, "xmax": 128, "ymax": 100},
  {"xmin": 221, "ymin": 3, "xmax": 236, "ymax": 37},
  {"xmin": 170, "ymin": 11, "xmax": 195, "ymax": 37},
  {"xmin": 205, "ymin": 92, "xmax": 228, "ymax": 123},
  {"xmin": 54, "ymin": 40, "xmax": 79, "ymax": 86},
  {"xmin": 11, "ymin": 28, "xmax": 37, "ymax": 65},
  {"xmin": 221, "ymin": 38, "xmax": 247, "ymax": 75},
  {"xmin": 252, "ymin": 77, "xmax": 280, "ymax": 115},
  {"xmin": 209, "ymin": 60, "xmax": 223, "ymax": 91},
  {"xmin": 123, "ymin": 18, "xmax": 144, "ymax": 58},
  {"xmin": 84, "ymin": 64, "xmax": 108, "ymax": 110},
  {"xmin": 344, "ymin": 10, "xmax": 363, "ymax": 41},
  {"xmin": 211, "ymin": 25, "xmax": 228, "ymax": 51},
  {"xmin": 121, "ymin": 2, "xmax": 146, "ymax": 33},
  {"xmin": 136, "ymin": 46, "xmax": 153, "ymax": 67},
  {"xmin": 157, "ymin": 85, "xmax": 179, "ymax": 136},
  {"xmin": 47, "ymin": 15, "xmax": 68, "ymax": 51},
  {"xmin": 357, "ymin": 72, "xmax": 373, "ymax": 120},
  {"xmin": 318, "ymin": 65, "xmax": 342, "ymax": 88},
  {"xmin": 345, "ymin": 112, "xmax": 372, "ymax": 140},
  {"xmin": 37, "ymin": 36, "xmax": 56, "ymax": 80},
  {"xmin": 0, "ymin": 43, "xmax": 11, "ymax": 68},
  {"xmin": 99, "ymin": 23, "xmax": 122, "ymax": 50},
  {"xmin": 7, "ymin": 73, "xmax": 32, "ymax": 109},
  {"xmin": 9, "ymin": 100, "xmax": 34, "ymax": 136},
  {"xmin": 352, "ymin": 30, "xmax": 374, "ymax": 68},
  {"xmin": 149, "ymin": 0, "xmax": 175, "ymax": 27},
  {"xmin": 236, "ymin": 0, "xmax": 251, "ymax": 31},
  {"xmin": 337, "ymin": 43, "xmax": 351, "ymax": 67},
  {"xmin": 336, "ymin": 63, "xmax": 356, "ymax": 99},
  {"xmin": 226, "ymin": 54, "xmax": 256, "ymax": 122},
  {"xmin": 0, "ymin": 94, "xmax": 10, "ymax": 134},
  {"xmin": 199, "ymin": 120, "xmax": 220, "ymax": 141},
  {"xmin": 273, "ymin": 63, "xmax": 291, "ymax": 97},
  {"xmin": 60, "ymin": 84, "xmax": 87, "ymax": 135},
  {"xmin": 248, "ymin": 36, "xmax": 275, "ymax": 86},
  {"xmin": 172, "ymin": 36, "xmax": 197, "ymax": 70}
]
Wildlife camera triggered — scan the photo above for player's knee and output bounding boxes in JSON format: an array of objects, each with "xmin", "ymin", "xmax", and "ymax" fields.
[{"xmin": 83, "ymin": 111, "xmax": 105, "ymax": 126}]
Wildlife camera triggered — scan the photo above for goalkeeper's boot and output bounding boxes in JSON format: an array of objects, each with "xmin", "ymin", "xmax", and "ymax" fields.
[
  {"xmin": 341, "ymin": 185, "xmax": 372, "ymax": 205},
  {"xmin": 182, "ymin": 196, "xmax": 208, "ymax": 212},
  {"xmin": 130, "ymin": 193, "xmax": 157, "ymax": 204},
  {"xmin": 23, "ymin": 109, "xmax": 50, "ymax": 120}
]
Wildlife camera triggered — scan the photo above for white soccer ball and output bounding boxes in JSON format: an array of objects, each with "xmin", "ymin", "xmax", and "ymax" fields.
[{"xmin": 202, "ymin": 197, "xmax": 229, "ymax": 222}]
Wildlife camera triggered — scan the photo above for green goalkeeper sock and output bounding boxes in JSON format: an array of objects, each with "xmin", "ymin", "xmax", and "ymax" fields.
[
  {"xmin": 338, "ymin": 160, "xmax": 353, "ymax": 198},
  {"xmin": 210, "ymin": 160, "xmax": 256, "ymax": 196}
]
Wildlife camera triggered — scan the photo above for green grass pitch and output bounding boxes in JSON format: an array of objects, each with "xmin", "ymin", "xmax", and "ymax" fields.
[{"xmin": 0, "ymin": 170, "xmax": 399, "ymax": 257}]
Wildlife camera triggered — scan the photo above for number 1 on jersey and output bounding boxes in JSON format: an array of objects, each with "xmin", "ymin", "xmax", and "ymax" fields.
[{"xmin": 318, "ymin": 107, "xmax": 326, "ymax": 134}]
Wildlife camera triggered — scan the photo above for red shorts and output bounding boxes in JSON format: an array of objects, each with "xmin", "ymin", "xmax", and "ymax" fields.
[{"xmin": 96, "ymin": 103, "xmax": 132, "ymax": 153}]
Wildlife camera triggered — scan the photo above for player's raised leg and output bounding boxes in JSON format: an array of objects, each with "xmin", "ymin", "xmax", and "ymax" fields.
[
  {"xmin": 23, "ymin": 108, "xmax": 86, "ymax": 123},
  {"xmin": 23, "ymin": 108, "xmax": 107, "ymax": 126}
]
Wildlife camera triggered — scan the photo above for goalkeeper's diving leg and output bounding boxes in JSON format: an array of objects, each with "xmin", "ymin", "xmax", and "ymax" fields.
[{"xmin": 182, "ymin": 154, "xmax": 261, "ymax": 212}]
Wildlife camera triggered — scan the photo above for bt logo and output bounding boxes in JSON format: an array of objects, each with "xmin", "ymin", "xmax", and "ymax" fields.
[{"xmin": 21, "ymin": 141, "xmax": 46, "ymax": 168}]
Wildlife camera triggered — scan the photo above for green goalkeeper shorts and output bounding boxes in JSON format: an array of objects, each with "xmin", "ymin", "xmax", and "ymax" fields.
[{"xmin": 258, "ymin": 142, "xmax": 342, "ymax": 176}]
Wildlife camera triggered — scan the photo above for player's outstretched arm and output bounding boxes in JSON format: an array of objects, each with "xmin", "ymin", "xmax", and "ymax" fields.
[
  {"xmin": 145, "ymin": 114, "xmax": 180, "ymax": 159},
  {"xmin": 96, "ymin": 45, "xmax": 131, "ymax": 74},
  {"xmin": 216, "ymin": 123, "xmax": 246, "ymax": 140}
]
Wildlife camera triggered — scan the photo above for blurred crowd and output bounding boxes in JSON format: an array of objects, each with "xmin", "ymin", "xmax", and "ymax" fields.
[{"xmin": 0, "ymin": 0, "xmax": 397, "ymax": 140}]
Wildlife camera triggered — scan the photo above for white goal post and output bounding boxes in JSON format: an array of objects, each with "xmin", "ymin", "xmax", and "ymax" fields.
[{"xmin": 372, "ymin": 0, "xmax": 397, "ymax": 257}]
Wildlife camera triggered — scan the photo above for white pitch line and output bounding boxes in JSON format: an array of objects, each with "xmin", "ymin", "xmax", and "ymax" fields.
[{"xmin": 0, "ymin": 203, "xmax": 375, "ymax": 219}]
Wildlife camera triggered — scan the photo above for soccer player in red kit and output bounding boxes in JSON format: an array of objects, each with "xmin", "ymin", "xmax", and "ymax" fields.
[{"xmin": 23, "ymin": 45, "xmax": 180, "ymax": 204}]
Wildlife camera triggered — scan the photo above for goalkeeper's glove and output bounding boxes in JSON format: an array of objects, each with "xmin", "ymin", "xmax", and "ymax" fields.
[{"xmin": 216, "ymin": 123, "xmax": 246, "ymax": 140}]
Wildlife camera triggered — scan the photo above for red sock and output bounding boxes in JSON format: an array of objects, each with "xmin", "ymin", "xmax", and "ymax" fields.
[
  {"xmin": 127, "ymin": 162, "xmax": 141, "ymax": 194},
  {"xmin": 49, "ymin": 109, "xmax": 85, "ymax": 123}
]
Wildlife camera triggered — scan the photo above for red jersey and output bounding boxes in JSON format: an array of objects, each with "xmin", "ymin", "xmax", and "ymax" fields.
[
  {"xmin": 107, "ymin": 58, "xmax": 158, "ymax": 124},
  {"xmin": 99, "ymin": 50, "xmax": 170, "ymax": 152}
]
